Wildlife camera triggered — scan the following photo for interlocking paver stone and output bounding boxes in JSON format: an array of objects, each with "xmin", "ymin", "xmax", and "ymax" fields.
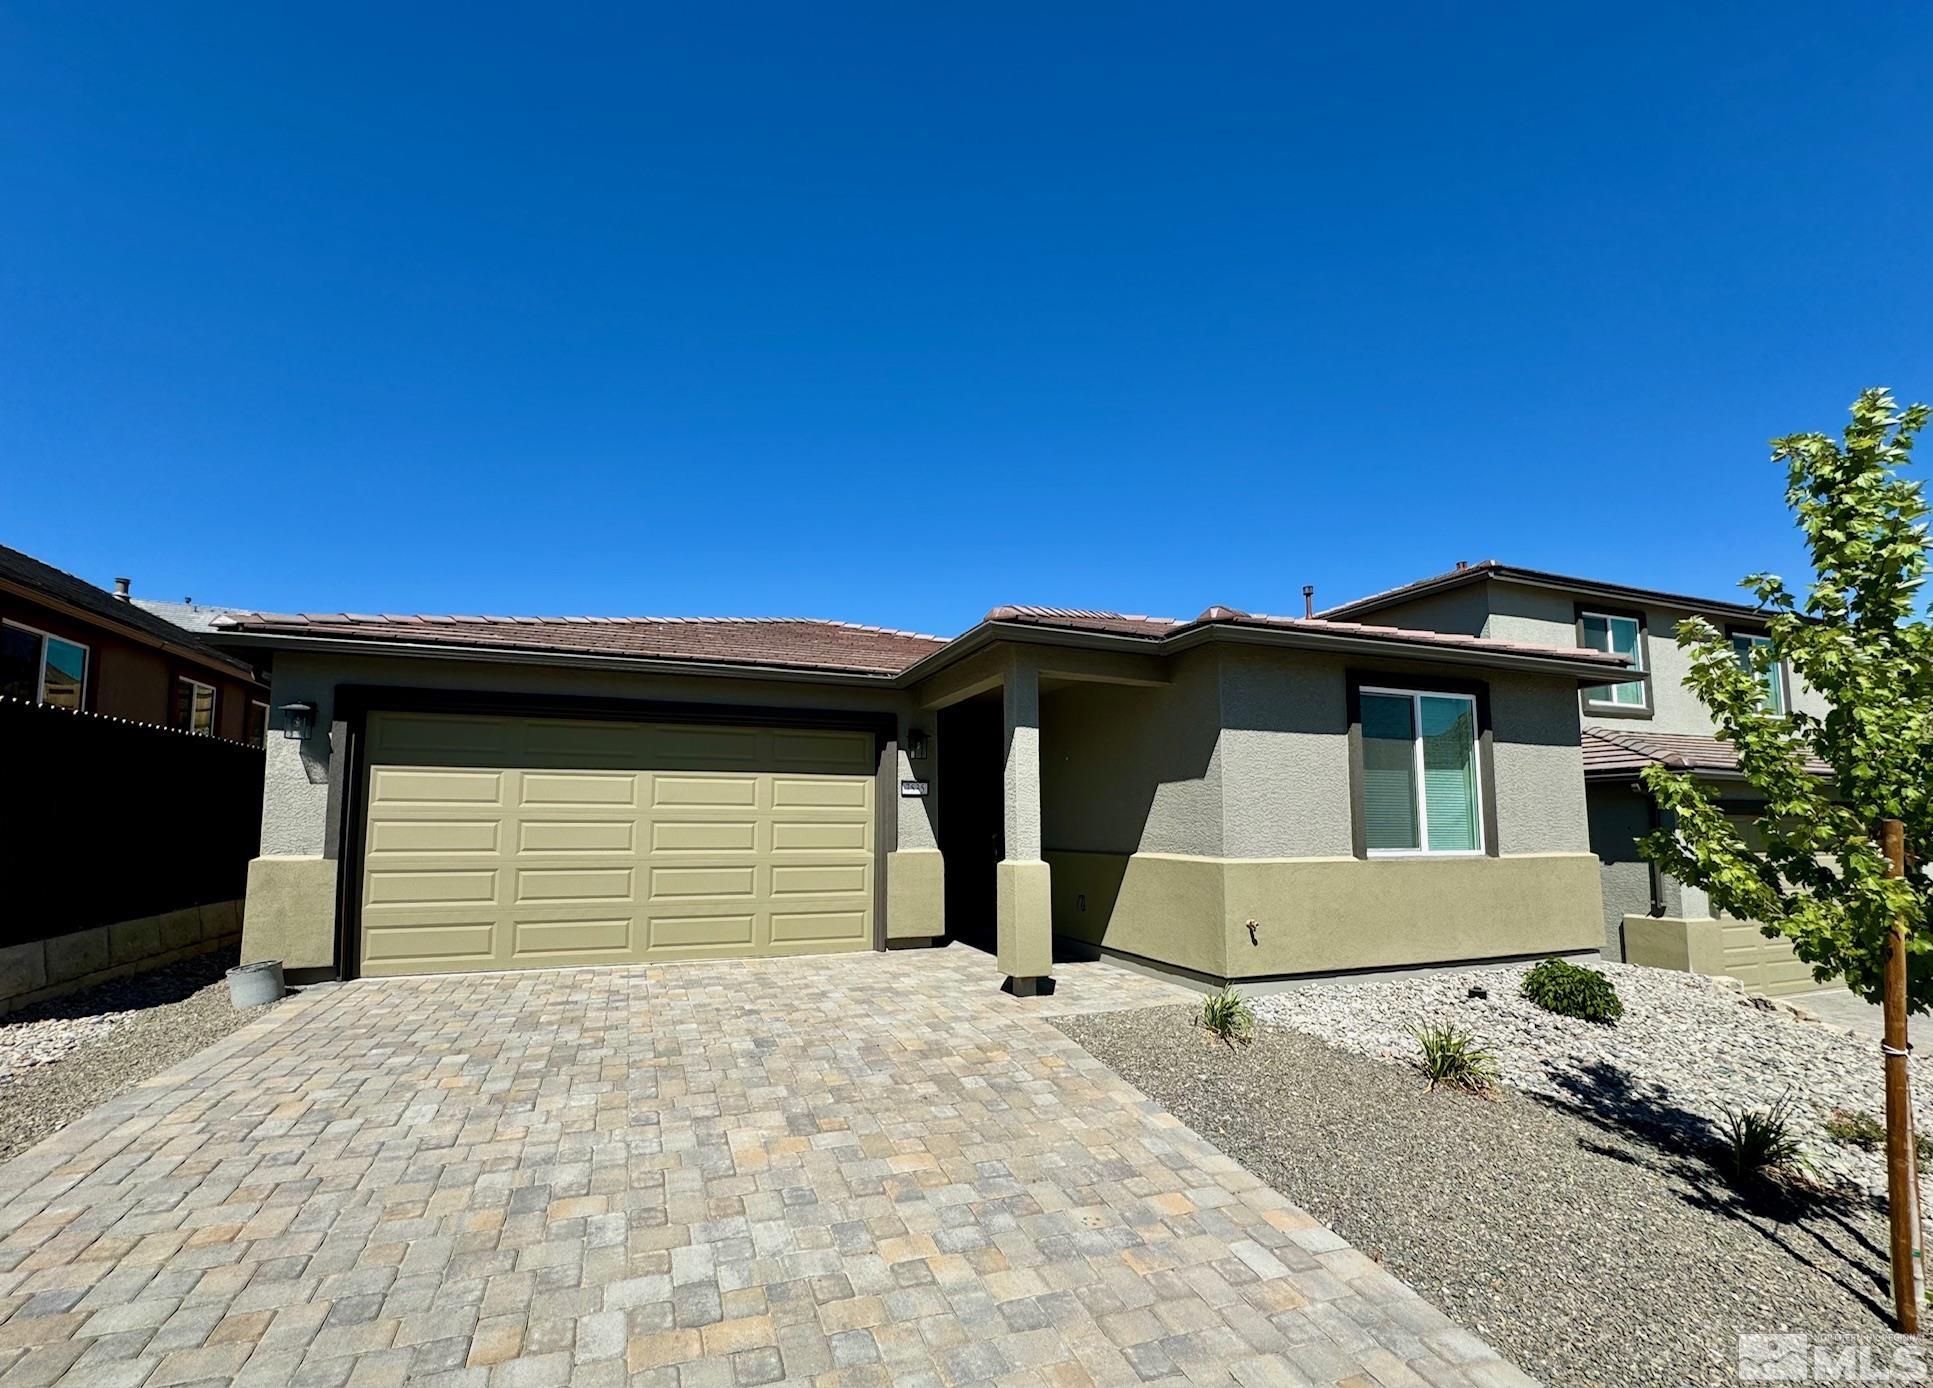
[{"xmin": 0, "ymin": 946, "xmax": 1535, "ymax": 1386}]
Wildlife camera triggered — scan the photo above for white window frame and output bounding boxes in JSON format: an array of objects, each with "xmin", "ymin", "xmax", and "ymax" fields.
[
  {"xmin": 247, "ymin": 699, "xmax": 270, "ymax": 747},
  {"xmin": 176, "ymin": 676, "xmax": 217, "ymax": 735},
  {"xmin": 1361, "ymin": 685, "xmax": 1486, "ymax": 858},
  {"xmin": 1730, "ymin": 632, "xmax": 1787, "ymax": 715},
  {"xmin": 2, "ymin": 619, "xmax": 89, "ymax": 710},
  {"xmin": 1579, "ymin": 610, "xmax": 1649, "ymax": 712}
]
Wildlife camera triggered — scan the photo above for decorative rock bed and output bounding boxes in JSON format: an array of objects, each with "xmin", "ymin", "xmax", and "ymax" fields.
[{"xmin": 1253, "ymin": 960, "xmax": 1932, "ymax": 1196}]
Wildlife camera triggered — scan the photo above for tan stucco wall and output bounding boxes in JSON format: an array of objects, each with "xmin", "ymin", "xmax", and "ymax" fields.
[
  {"xmin": 886, "ymin": 849, "xmax": 945, "ymax": 940},
  {"xmin": 996, "ymin": 859, "xmax": 1052, "ymax": 977},
  {"xmin": 242, "ymin": 855, "xmax": 338, "ymax": 971},
  {"xmin": 1047, "ymin": 849, "xmax": 1601, "ymax": 982}
]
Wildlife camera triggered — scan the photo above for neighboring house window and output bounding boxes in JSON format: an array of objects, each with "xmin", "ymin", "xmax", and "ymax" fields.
[
  {"xmin": 0, "ymin": 621, "xmax": 88, "ymax": 710},
  {"xmin": 1731, "ymin": 633, "xmax": 1786, "ymax": 715},
  {"xmin": 175, "ymin": 678, "xmax": 217, "ymax": 735},
  {"xmin": 245, "ymin": 699, "xmax": 269, "ymax": 747},
  {"xmin": 1579, "ymin": 611, "xmax": 1647, "ymax": 711},
  {"xmin": 1360, "ymin": 687, "xmax": 1483, "ymax": 854}
]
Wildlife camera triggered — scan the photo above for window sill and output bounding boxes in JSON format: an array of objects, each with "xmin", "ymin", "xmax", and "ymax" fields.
[
  {"xmin": 1581, "ymin": 701, "xmax": 1653, "ymax": 720},
  {"xmin": 1365, "ymin": 849, "xmax": 1489, "ymax": 860}
]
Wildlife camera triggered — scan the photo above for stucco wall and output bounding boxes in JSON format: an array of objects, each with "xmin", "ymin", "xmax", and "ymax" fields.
[
  {"xmin": 1216, "ymin": 648, "xmax": 1353, "ymax": 858},
  {"xmin": 1039, "ymin": 649, "xmax": 1224, "ymax": 857},
  {"xmin": 259, "ymin": 649, "xmax": 937, "ymax": 860},
  {"xmin": 1486, "ymin": 671, "xmax": 1590, "ymax": 855},
  {"xmin": 1587, "ymin": 784, "xmax": 1654, "ymax": 959}
]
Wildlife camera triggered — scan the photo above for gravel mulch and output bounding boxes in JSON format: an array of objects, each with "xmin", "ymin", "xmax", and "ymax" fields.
[
  {"xmin": 1056, "ymin": 1004, "xmax": 1917, "ymax": 1388},
  {"xmin": 0, "ymin": 949, "xmax": 268, "ymax": 1163},
  {"xmin": 1251, "ymin": 961, "xmax": 1930, "ymax": 1196}
]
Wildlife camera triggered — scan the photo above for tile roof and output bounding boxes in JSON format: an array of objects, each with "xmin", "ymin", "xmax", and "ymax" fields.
[
  {"xmin": 1582, "ymin": 727, "xmax": 1831, "ymax": 778},
  {"xmin": 0, "ymin": 544, "xmax": 257, "ymax": 678},
  {"xmin": 1318, "ymin": 559, "xmax": 1774, "ymax": 623},
  {"xmin": 214, "ymin": 611, "xmax": 950, "ymax": 676},
  {"xmin": 989, "ymin": 604, "xmax": 1631, "ymax": 668}
]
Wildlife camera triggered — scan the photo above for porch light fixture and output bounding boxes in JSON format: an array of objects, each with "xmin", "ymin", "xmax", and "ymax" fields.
[
  {"xmin": 905, "ymin": 727, "xmax": 929, "ymax": 761},
  {"xmin": 279, "ymin": 701, "xmax": 317, "ymax": 741}
]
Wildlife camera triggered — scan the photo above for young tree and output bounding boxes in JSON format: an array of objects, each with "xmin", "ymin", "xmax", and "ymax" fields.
[{"xmin": 1640, "ymin": 388, "xmax": 1933, "ymax": 1010}]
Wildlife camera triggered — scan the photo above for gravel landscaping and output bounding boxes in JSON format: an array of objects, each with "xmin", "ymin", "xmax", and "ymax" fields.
[
  {"xmin": 1252, "ymin": 960, "xmax": 1932, "ymax": 1197},
  {"xmin": 1057, "ymin": 1003, "xmax": 1918, "ymax": 1388},
  {"xmin": 0, "ymin": 948, "xmax": 267, "ymax": 1163}
]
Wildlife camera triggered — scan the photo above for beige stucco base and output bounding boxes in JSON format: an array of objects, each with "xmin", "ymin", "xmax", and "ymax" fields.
[
  {"xmin": 1046, "ymin": 850, "xmax": 1603, "ymax": 983},
  {"xmin": 242, "ymin": 856, "xmax": 340, "ymax": 972},
  {"xmin": 1621, "ymin": 913, "xmax": 1826, "ymax": 997},
  {"xmin": 0, "ymin": 901, "xmax": 244, "ymax": 1016},
  {"xmin": 886, "ymin": 849, "xmax": 945, "ymax": 941},
  {"xmin": 996, "ymin": 859, "xmax": 1053, "ymax": 979}
]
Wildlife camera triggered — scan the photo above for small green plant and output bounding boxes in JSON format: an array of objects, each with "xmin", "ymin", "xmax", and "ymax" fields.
[
  {"xmin": 1410, "ymin": 1021, "xmax": 1498, "ymax": 1094},
  {"xmin": 1824, "ymin": 1107, "xmax": 1885, "ymax": 1150},
  {"xmin": 1520, "ymin": 957, "xmax": 1624, "ymax": 1024},
  {"xmin": 1716, "ymin": 1095, "xmax": 1804, "ymax": 1183},
  {"xmin": 1197, "ymin": 988, "xmax": 1254, "ymax": 1044}
]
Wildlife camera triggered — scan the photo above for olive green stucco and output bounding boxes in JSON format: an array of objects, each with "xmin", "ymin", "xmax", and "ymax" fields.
[
  {"xmin": 241, "ymin": 855, "xmax": 338, "ymax": 971},
  {"xmin": 886, "ymin": 849, "xmax": 945, "ymax": 940},
  {"xmin": 1048, "ymin": 849, "xmax": 1601, "ymax": 983}
]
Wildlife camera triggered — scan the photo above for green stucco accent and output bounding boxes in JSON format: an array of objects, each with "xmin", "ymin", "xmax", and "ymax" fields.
[
  {"xmin": 1622, "ymin": 912, "xmax": 1826, "ymax": 997},
  {"xmin": 996, "ymin": 859, "xmax": 1053, "ymax": 978},
  {"xmin": 243, "ymin": 855, "xmax": 339, "ymax": 971},
  {"xmin": 1046, "ymin": 849, "xmax": 1602, "ymax": 982},
  {"xmin": 886, "ymin": 849, "xmax": 945, "ymax": 940}
]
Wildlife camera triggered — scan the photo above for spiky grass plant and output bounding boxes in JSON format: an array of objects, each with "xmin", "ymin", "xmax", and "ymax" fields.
[
  {"xmin": 1410, "ymin": 1021, "xmax": 1498, "ymax": 1095},
  {"xmin": 1197, "ymin": 988, "xmax": 1255, "ymax": 1045}
]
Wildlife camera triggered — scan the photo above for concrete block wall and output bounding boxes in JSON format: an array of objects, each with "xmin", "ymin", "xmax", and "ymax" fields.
[{"xmin": 0, "ymin": 900, "xmax": 243, "ymax": 1016}]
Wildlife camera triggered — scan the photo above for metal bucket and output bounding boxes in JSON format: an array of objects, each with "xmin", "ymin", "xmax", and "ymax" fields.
[{"xmin": 226, "ymin": 959, "xmax": 285, "ymax": 1009}]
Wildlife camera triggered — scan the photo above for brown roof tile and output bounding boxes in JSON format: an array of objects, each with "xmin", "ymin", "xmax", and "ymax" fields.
[
  {"xmin": 215, "ymin": 612, "xmax": 948, "ymax": 676},
  {"xmin": 989, "ymin": 604, "xmax": 1629, "ymax": 667},
  {"xmin": 1582, "ymin": 727, "xmax": 1831, "ymax": 777}
]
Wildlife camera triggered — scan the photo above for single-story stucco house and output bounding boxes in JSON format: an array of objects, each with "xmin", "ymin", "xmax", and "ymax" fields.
[{"xmin": 215, "ymin": 598, "xmax": 1633, "ymax": 992}]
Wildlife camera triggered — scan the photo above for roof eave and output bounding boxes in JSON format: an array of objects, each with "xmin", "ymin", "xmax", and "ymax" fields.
[
  {"xmin": 214, "ymin": 629, "xmax": 908, "ymax": 687},
  {"xmin": 1167, "ymin": 620, "xmax": 1630, "ymax": 683},
  {"xmin": 0, "ymin": 575, "xmax": 260, "ymax": 681},
  {"xmin": 1322, "ymin": 564, "xmax": 1774, "ymax": 625}
]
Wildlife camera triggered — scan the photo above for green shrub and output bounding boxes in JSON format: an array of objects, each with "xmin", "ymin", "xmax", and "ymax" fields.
[
  {"xmin": 1520, "ymin": 958, "xmax": 1624, "ymax": 1024},
  {"xmin": 1716, "ymin": 1095, "xmax": 1803, "ymax": 1183},
  {"xmin": 1197, "ymin": 988, "xmax": 1254, "ymax": 1044},
  {"xmin": 1410, "ymin": 1021, "xmax": 1498, "ymax": 1094}
]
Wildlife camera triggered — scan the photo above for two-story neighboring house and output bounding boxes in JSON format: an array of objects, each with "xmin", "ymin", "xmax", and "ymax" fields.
[
  {"xmin": 0, "ymin": 543, "xmax": 269, "ymax": 742},
  {"xmin": 1321, "ymin": 560, "xmax": 1829, "ymax": 997}
]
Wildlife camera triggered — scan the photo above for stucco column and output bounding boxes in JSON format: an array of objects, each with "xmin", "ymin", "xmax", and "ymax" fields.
[{"xmin": 997, "ymin": 652, "xmax": 1053, "ymax": 991}]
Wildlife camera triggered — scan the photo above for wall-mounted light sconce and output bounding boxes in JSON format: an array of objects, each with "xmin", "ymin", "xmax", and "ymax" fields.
[
  {"xmin": 279, "ymin": 701, "xmax": 317, "ymax": 741},
  {"xmin": 905, "ymin": 727, "xmax": 929, "ymax": 761}
]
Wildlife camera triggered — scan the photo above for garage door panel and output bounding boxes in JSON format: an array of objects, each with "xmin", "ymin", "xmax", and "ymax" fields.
[
  {"xmin": 770, "ymin": 820, "xmax": 869, "ymax": 852},
  {"xmin": 366, "ymin": 868, "xmax": 499, "ymax": 906},
  {"xmin": 769, "ymin": 911, "xmax": 869, "ymax": 945},
  {"xmin": 649, "ymin": 865, "xmax": 758, "ymax": 901},
  {"xmin": 772, "ymin": 777, "xmax": 869, "ymax": 809},
  {"xmin": 518, "ymin": 820, "xmax": 636, "ymax": 853},
  {"xmin": 511, "ymin": 918, "xmax": 632, "ymax": 958},
  {"xmin": 367, "ymin": 820, "xmax": 502, "ymax": 856},
  {"xmin": 370, "ymin": 768, "xmax": 506, "ymax": 806},
  {"xmin": 361, "ymin": 712, "xmax": 876, "ymax": 975},
  {"xmin": 362, "ymin": 921, "xmax": 498, "ymax": 965},
  {"xmin": 521, "ymin": 771, "xmax": 639, "ymax": 807},
  {"xmin": 514, "ymin": 867, "xmax": 634, "ymax": 904},
  {"xmin": 653, "ymin": 775, "xmax": 758, "ymax": 808}
]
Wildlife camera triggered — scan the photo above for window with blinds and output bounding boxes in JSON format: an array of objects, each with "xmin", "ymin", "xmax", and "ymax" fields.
[
  {"xmin": 1360, "ymin": 688, "xmax": 1482, "ymax": 854},
  {"xmin": 1580, "ymin": 612, "xmax": 1647, "ymax": 710}
]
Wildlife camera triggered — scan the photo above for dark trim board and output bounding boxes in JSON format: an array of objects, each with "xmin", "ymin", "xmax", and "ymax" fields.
[{"xmin": 326, "ymin": 684, "xmax": 900, "ymax": 982}]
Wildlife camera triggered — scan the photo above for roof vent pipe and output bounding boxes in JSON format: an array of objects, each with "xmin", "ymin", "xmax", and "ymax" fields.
[
  {"xmin": 1302, "ymin": 585, "xmax": 1315, "ymax": 618},
  {"xmin": 1454, "ymin": 560, "xmax": 1469, "ymax": 571},
  {"xmin": 112, "ymin": 577, "xmax": 131, "ymax": 600}
]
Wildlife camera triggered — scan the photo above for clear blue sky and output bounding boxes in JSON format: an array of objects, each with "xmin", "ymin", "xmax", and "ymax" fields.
[{"xmin": 3, "ymin": 4, "xmax": 1927, "ymax": 637}]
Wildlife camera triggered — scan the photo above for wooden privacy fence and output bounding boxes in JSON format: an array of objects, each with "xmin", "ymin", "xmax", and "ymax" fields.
[{"xmin": 0, "ymin": 695, "xmax": 264, "ymax": 946}]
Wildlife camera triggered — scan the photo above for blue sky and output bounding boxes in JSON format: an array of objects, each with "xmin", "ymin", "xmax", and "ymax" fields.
[{"xmin": 3, "ymin": 3, "xmax": 1928, "ymax": 637}]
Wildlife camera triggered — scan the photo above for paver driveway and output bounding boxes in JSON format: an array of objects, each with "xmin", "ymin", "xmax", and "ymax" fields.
[{"xmin": 0, "ymin": 946, "xmax": 1530, "ymax": 1388}]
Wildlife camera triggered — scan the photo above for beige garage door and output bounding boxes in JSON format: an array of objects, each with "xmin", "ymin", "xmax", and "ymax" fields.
[{"xmin": 358, "ymin": 711, "xmax": 877, "ymax": 977}]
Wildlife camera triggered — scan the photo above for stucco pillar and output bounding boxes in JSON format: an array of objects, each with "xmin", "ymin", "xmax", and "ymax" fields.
[{"xmin": 998, "ymin": 653, "xmax": 1053, "ymax": 991}]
